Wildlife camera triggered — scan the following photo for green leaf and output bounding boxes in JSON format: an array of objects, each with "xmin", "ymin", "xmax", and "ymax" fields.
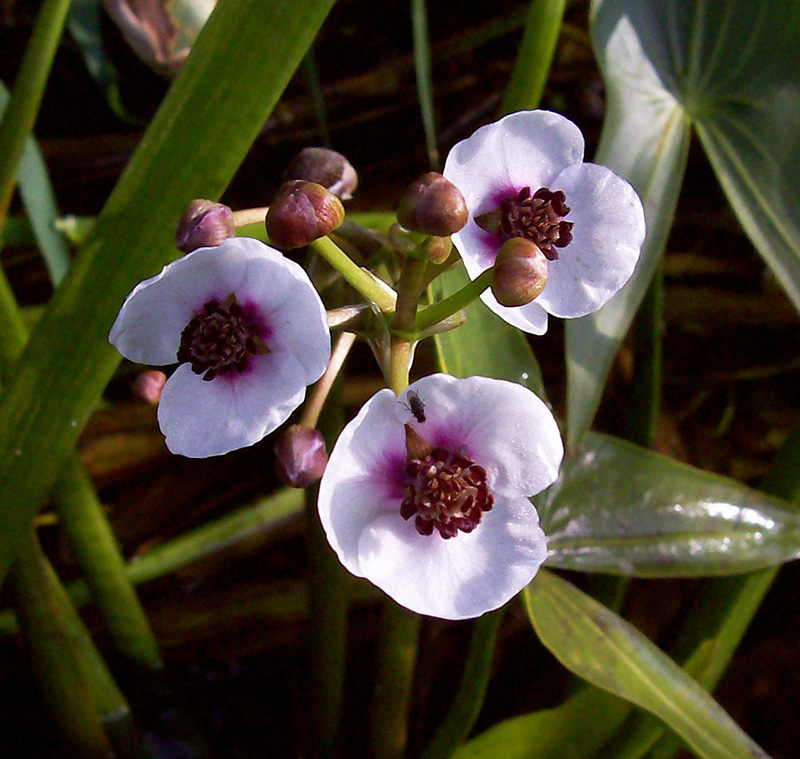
[
  {"xmin": 453, "ymin": 685, "xmax": 630, "ymax": 759},
  {"xmin": 539, "ymin": 432, "xmax": 800, "ymax": 577},
  {"xmin": 568, "ymin": 0, "xmax": 800, "ymax": 448},
  {"xmin": 568, "ymin": 0, "xmax": 800, "ymax": 447},
  {"xmin": 0, "ymin": 81, "xmax": 71, "ymax": 286},
  {"xmin": 0, "ymin": 0, "xmax": 336, "ymax": 587},
  {"xmin": 524, "ymin": 570, "xmax": 770, "ymax": 759},
  {"xmin": 433, "ymin": 264, "xmax": 545, "ymax": 396},
  {"xmin": 566, "ymin": 0, "xmax": 691, "ymax": 448}
]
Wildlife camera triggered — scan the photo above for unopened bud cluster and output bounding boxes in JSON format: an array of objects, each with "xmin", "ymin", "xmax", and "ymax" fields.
[
  {"xmin": 175, "ymin": 200, "xmax": 235, "ymax": 253},
  {"xmin": 285, "ymin": 147, "xmax": 358, "ymax": 201},
  {"xmin": 397, "ymin": 172, "xmax": 468, "ymax": 238},
  {"xmin": 266, "ymin": 181, "xmax": 345, "ymax": 250}
]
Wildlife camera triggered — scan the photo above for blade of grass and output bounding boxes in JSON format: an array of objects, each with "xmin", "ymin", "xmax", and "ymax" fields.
[
  {"xmin": 0, "ymin": 0, "xmax": 72, "ymax": 226},
  {"xmin": 0, "ymin": 0, "xmax": 337, "ymax": 587},
  {"xmin": 501, "ymin": 0, "xmax": 567, "ymax": 113},
  {"xmin": 411, "ymin": 0, "xmax": 438, "ymax": 168}
]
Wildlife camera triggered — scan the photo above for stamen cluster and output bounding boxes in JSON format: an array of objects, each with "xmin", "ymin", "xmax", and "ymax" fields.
[
  {"xmin": 401, "ymin": 447, "xmax": 494, "ymax": 539},
  {"xmin": 481, "ymin": 186, "xmax": 573, "ymax": 260},
  {"xmin": 177, "ymin": 293, "xmax": 268, "ymax": 381}
]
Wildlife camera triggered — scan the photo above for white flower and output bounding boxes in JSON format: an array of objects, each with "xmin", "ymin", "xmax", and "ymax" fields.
[
  {"xmin": 318, "ymin": 374, "xmax": 563, "ymax": 619},
  {"xmin": 443, "ymin": 109, "xmax": 646, "ymax": 334},
  {"xmin": 109, "ymin": 237, "xmax": 330, "ymax": 458}
]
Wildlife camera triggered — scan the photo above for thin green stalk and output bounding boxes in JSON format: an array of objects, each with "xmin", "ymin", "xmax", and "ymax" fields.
[
  {"xmin": 305, "ymin": 485, "xmax": 349, "ymax": 759},
  {"xmin": 0, "ymin": 263, "xmax": 161, "ymax": 670},
  {"xmin": 367, "ymin": 256, "xmax": 429, "ymax": 759},
  {"xmin": 305, "ymin": 376, "xmax": 349, "ymax": 759},
  {"xmin": 0, "ymin": 488, "xmax": 305, "ymax": 635},
  {"xmin": 420, "ymin": 609, "xmax": 505, "ymax": 759},
  {"xmin": 626, "ymin": 264, "xmax": 663, "ymax": 449},
  {"xmin": 311, "ymin": 235, "xmax": 397, "ymax": 312},
  {"xmin": 10, "ymin": 529, "xmax": 114, "ymax": 759},
  {"xmin": 416, "ymin": 267, "xmax": 493, "ymax": 333},
  {"xmin": 501, "ymin": 0, "xmax": 566, "ymax": 114},
  {"xmin": 0, "ymin": 0, "xmax": 73, "ymax": 225},
  {"xmin": 298, "ymin": 333, "xmax": 355, "ymax": 757},
  {"xmin": 368, "ymin": 602, "xmax": 422, "ymax": 759},
  {"xmin": 411, "ymin": 0, "xmax": 438, "ymax": 169},
  {"xmin": 55, "ymin": 457, "xmax": 162, "ymax": 670}
]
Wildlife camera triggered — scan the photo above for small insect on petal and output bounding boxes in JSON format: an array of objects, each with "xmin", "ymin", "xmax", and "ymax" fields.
[{"xmin": 401, "ymin": 390, "xmax": 426, "ymax": 423}]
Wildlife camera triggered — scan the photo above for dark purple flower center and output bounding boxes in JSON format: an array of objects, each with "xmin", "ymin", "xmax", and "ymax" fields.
[
  {"xmin": 475, "ymin": 186, "xmax": 573, "ymax": 261},
  {"xmin": 401, "ymin": 446, "xmax": 494, "ymax": 540},
  {"xmin": 177, "ymin": 293, "xmax": 269, "ymax": 381}
]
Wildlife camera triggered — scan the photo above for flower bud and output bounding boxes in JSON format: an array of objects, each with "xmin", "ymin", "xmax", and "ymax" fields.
[
  {"xmin": 396, "ymin": 172, "xmax": 468, "ymax": 237},
  {"xmin": 132, "ymin": 370, "xmax": 167, "ymax": 405},
  {"xmin": 266, "ymin": 181, "xmax": 345, "ymax": 250},
  {"xmin": 285, "ymin": 147, "xmax": 358, "ymax": 201},
  {"xmin": 491, "ymin": 238, "xmax": 549, "ymax": 307},
  {"xmin": 274, "ymin": 425, "xmax": 328, "ymax": 488},
  {"xmin": 175, "ymin": 199, "xmax": 235, "ymax": 253}
]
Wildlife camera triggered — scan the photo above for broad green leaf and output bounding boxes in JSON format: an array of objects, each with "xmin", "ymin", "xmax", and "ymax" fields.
[
  {"xmin": 0, "ymin": 82, "xmax": 71, "ymax": 285},
  {"xmin": 566, "ymin": 0, "xmax": 691, "ymax": 448},
  {"xmin": 524, "ymin": 570, "xmax": 770, "ymax": 759},
  {"xmin": 567, "ymin": 0, "xmax": 800, "ymax": 447},
  {"xmin": 539, "ymin": 432, "xmax": 800, "ymax": 577},
  {"xmin": 433, "ymin": 264, "xmax": 545, "ymax": 396},
  {"xmin": 453, "ymin": 685, "xmax": 630, "ymax": 759},
  {"xmin": 0, "ymin": 0, "xmax": 336, "ymax": 586}
]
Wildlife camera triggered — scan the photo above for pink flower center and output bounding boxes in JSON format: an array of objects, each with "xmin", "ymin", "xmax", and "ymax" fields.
[
  {"xmin": 475, "ymin": 186, "xmax": 573, "ymax": 261},
  {"xmin": 401, "ymin": 447, "xmax": 494, "ymax": 539},
  {"xmin": 177, "ymin": 293, "xmax": 269, "ymax": 381}
]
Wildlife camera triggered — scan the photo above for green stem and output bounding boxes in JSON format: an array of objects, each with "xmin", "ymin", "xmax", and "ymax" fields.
[
  {"xmin": 311, "ymin": 235, "xmax": 397, "ymax": 312},
  {"xmin": 416, "ymin": 267, "xmax": 493, "ymax": 333},
  {"xmin": 10, "ymin": 529, "xmax": 115, "ymax": 759},
  {"xmin": 0, "ymin": 488, "xmax": 305, "ymax": 635},
  {"xmin": 55, "ymin": 458, "xmax": 163, "ymax": 670},
  {"xmin": 420, "ymin": 609, "xmax": 505, "ymax": 759},
  {"xmin": 0, "ymin": 0, "xmax": 73, "ymax": 226},
  {"xmin": 368, "ymin": 602, "xmax": 422, "ymax": 759},
  {"xmin": 0, "ymin": 262, "xmax": 161, "ymax": 670},
  {"xmin": 305, "ymin": 380, "xmax": 349, "ymax": 758},
  {"xmin": 501, "ymin": 0, "xmax": 567, "ymax": 114}
]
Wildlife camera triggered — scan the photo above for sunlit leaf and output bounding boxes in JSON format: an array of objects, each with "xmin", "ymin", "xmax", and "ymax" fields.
[
  {"xmin": 539, "ymin": 432, "xmax": 800, "ymax": 577},
  {"xmin": 453, "ymin": 685, "xmax": 629, "ymax": 759},
  {"xmin": 524, "ymin": 570, "xmax": 770, "ymax": 759},
  {"xmin": 0, "ymin": 0, "xmax": 336, "ymax": 586},
  {"xmin": 567, "ymin": 0, "xmax": 800, "ymax": 447},
  {"xmin": 0, "ymin": 82, "xmax": 70, "ymax": 285}
]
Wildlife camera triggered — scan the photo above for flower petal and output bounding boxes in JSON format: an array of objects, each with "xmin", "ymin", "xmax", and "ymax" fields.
[
  {"xmin": 535, "ymin": 162, "xmax": 646, "ymax": 317},
  {"xmin": 318, "ymin": 389, "xmax": 407, "ymax": 574},
  {"xmin": 358, "ymin": 494, "xmax": 547, "ymax": 619},
  {"xmin": 158, "ymin": 345, "xmax": 309, "ymax": 457},
  {"xmin": 443, "ymin": 110, "xmax": 585, "ymax": 215},
  {"xmin": 109, "ymin": 237, "xmax": 288, "ymax": 365},
  {"xmin": 402, "ymin": 375, "xmax": 563, "ymax": 498}
]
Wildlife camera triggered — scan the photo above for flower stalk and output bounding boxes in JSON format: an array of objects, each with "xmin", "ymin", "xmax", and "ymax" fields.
[
  {"xmin": 415, "ymin": 267, "xmax": 493, "ymax": 332},
  {"xmin": 311, "ymin": 235, "xmax": 397, "ymax": 313}
]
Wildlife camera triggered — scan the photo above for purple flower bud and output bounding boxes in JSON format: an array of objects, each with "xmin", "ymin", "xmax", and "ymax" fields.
[
  {"xmin": 266, "ymin": 181, "xmax": 345, "ymax": 250},
  {"xmin": 274, "ymin": 425, "xmax": 328, "ymax": 488},
  {"xmin": 285, "ymin": 148, "xmax": 358, "ymax": 201},
  {"xmin": 175, "ymin": 200, "xmax": 235, "ymax": 253},
  {"xmin": 396, "ymin": 172, "xmax": 468, "ymax": 237},
  {"xmin": 132, "ymin": 370, "xmax": 167, "ymax": 405},
  {"xmin": 491, "ymin": 238, "xmax": 549, "ymax": 307}
]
